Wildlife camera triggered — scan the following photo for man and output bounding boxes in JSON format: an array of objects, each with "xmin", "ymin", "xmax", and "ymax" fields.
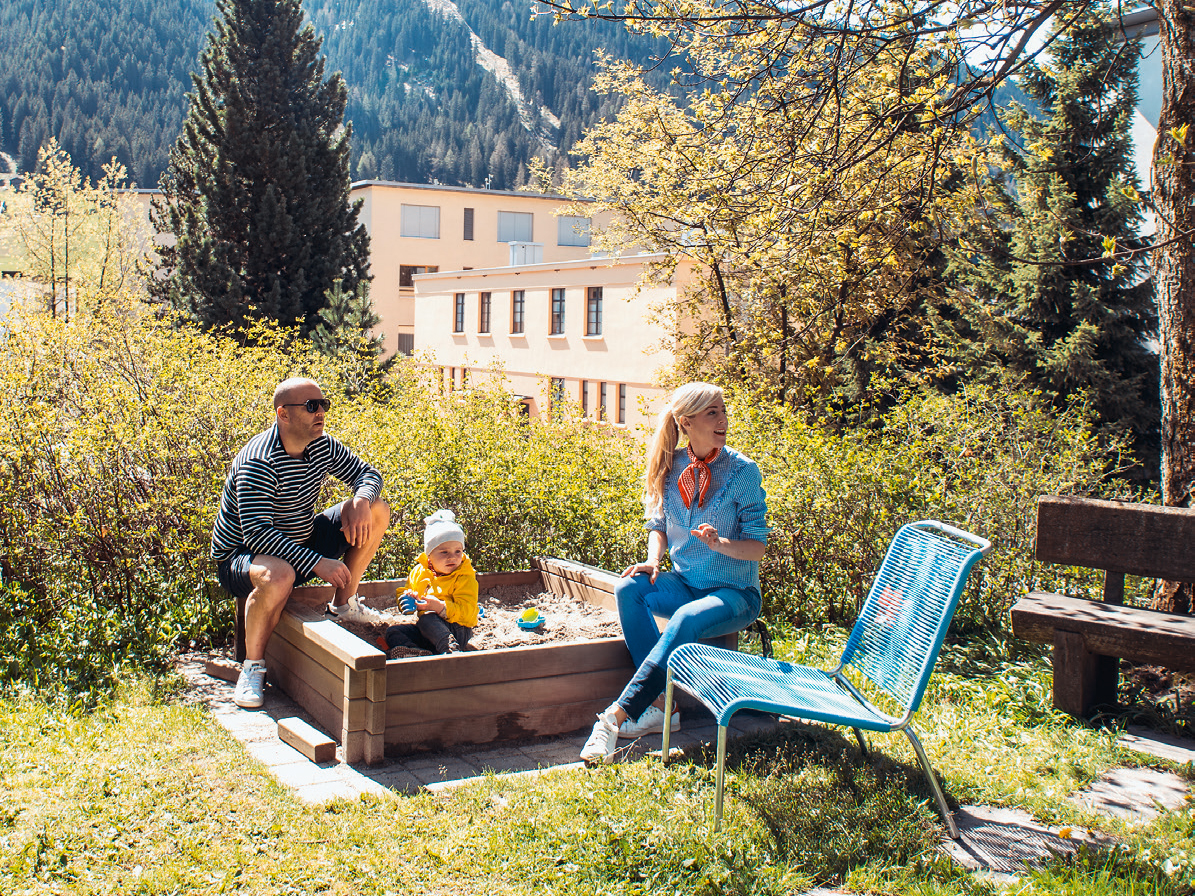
[{"xmin": 212, "ymin": 377, "xmax": 391, "ymax": 708}]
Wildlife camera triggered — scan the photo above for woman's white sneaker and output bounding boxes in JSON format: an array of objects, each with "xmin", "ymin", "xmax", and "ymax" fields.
[
  {"xmin": 618, "ymin": 705, "xmax": 680, "ymax": 740},
  {"xmin": 580, "ymin": 710, "xmax": 621, "ymax": 766}
]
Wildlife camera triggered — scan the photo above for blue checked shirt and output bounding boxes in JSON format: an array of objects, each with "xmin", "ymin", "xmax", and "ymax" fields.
[{"xmin": 647, "ymin": 446, "xmax": 769, "ymax": 591}]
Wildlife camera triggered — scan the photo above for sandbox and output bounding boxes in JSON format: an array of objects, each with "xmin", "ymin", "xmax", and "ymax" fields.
[{"xmin": 241, "ymin": 558, "xmax": 640, "ymax": 764}]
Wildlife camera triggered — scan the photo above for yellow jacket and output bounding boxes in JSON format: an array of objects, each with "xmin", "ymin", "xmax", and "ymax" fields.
[{"xmin": 407, "ymin": 553, "xmax": 479, "ymax": 628}]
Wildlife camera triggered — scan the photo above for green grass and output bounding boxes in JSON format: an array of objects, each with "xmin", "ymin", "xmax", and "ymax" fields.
[{"xmin": 1, "ymin": 630, "xmax": 1192, "ymax": 895}]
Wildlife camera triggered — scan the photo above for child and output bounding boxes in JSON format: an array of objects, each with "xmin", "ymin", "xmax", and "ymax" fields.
[{"xmin": 384, "ymin": 510, "xmax": 479, "ymax": 657}]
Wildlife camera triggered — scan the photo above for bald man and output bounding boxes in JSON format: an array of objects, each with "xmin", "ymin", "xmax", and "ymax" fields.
[{"xmin": 212, "ymin": 377, "xmax": 391, "ymax": 708}]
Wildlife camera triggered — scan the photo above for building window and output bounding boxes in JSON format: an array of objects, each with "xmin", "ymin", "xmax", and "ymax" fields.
[
  {"xmin": 396, "ymin": 333, "xmax": 414, "ymax": 355},
  {"xmin": 550, "ymin": 377, "xmax": 566, "ymax": 419},
  {"xmin": 586, "ymin": 286, "xmax": 603, "ymax": 336},
  {"xmin": 580, "ymin": 380, "xmax": 589, "ymax": 416},
  {"xmin": 400, "ymin": 264, "xmax": 438, "ymax": 287},
  {"xmin": 557, "ymin": 215, "xmax": 591, "ymax": 247},
  {"xmin": 463, "ymin": 207, "xmax": 474, "ymax": 241},
  {"xmin": 401, "ymin": 204, "xmax": 440, "ymax": 239},
  {"xmin": 510, "ymin": 290, "xmax": 525, "ymax": 334},
  {"xmin": 599, "ymin": 382, "xmax": 608, "ymax": 421},
  {"xmin": 618, "ymin": 384, "xmax": 627, "ymax": 424},
  {"xmin": 478, "ymin": 292, "xmax": 491, "ymax": 334},
  {"xmin": 497, "ymin": 210, "xmax": 534, "ymax": 242},
  {"xmin": 453, "ymin": 293, "xmax": 465, "ymax": 333},
  {"xmin": 550, "ymin": 288, "xmax": 565, "ymax": 335}
]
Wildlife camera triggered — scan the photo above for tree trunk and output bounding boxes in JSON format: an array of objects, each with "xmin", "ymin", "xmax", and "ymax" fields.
[{"xmin": 1152, "ymin": 0, "xmax": 1195, "ymax": 615}]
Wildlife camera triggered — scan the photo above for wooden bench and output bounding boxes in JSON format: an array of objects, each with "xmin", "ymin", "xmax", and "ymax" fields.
[{"xmin": 1010, "ymin": 495, "xmax": 1195, "ymax": 717}]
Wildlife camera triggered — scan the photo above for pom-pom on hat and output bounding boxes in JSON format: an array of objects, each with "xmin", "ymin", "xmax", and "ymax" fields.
[{"xmin": 424, "ymin": 509, "xmax": 465, "ymax": 553}]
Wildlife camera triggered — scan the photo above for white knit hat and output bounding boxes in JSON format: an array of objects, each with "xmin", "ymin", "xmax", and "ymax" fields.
[{"xmin": 424, "ymin": 509, "xmax": 465, "ymax": 553}]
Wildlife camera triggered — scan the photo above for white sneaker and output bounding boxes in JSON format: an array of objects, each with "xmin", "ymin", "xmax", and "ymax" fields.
[
  {"xmin": 580, "ymin": 710, "xmax": 620, "ymax": 766},
  {"xmin": 233, "ymin": 661, "xmax": 266, "ymax": 709},
  {"xmin": 330, "ymin": 594, "xmax": 389, "ymax": 626},
  {"xmin": 618, "ymin": 705, "xmax": 680, "ymax": 740}
]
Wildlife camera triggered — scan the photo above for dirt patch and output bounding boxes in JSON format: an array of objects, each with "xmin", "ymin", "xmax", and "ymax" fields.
[{"xmin": 334, "ymin": 586, "xmax": 622, "ymax": 651}]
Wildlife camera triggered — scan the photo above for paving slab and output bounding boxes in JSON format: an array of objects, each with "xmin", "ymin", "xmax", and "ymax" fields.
[
  {"xmin": 1119, "ymin": 726, "xmax": 1195, "ymax": 764},
  {"xmin": 940, "ymin": 805, "xmax": 1109, "ymax": 876},
  {"xmin": 1069, "ymin": 767, "xmax": 1191, "ymax": 821}
]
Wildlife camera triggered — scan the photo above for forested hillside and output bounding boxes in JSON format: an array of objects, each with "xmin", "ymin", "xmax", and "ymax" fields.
[{"xmin": 0, "ymin": 0, "xmax": 662, "ymax": 190}]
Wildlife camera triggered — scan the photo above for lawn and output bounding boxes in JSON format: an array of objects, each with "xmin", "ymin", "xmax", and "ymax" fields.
[{"xmin": 1, "ymin": 630, "xmax": 1191, "ymax": 896}]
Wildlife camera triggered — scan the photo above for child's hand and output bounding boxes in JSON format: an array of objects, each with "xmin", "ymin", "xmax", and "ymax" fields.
[{"xmin": 418, "ymin": 595, "xmax": 447, "ymax": 617}]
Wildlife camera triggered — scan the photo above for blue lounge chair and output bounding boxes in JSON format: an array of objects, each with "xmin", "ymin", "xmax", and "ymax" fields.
[{"xmin": 661, "ymin": 520, "xmax": 991, "ymax": 837}]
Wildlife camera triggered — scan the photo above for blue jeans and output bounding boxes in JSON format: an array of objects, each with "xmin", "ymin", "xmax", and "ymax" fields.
[{"xmin": 614, "ymin": 571, "xmax": 761, "ymax": 720}]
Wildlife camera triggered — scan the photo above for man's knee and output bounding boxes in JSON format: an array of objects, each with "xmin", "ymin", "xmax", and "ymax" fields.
[
  {"xmin": 249, "ymin": 557, "xmax": 296, "ymax": 599},
  {"xmin": 371, "ymin": 498, "xmax": 391, "ymax": 529}
]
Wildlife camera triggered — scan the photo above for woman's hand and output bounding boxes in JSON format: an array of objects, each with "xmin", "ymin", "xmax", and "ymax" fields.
[
  {"xmin": 620, "ymin": 560, "xmax": 660, "ymax": 583},
  {"xmin": 691, "ymin": 523, "xmax": 767, "ymax": 561}
]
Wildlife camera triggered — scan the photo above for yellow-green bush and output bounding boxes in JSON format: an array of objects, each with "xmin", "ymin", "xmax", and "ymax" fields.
[
  {"xmin": 0, "ymin": 307, "xmax": 645, "ymax": 700},
  {"xmin": 733, "ymin": 383, "xmax": 1136, "ymax": 633}
]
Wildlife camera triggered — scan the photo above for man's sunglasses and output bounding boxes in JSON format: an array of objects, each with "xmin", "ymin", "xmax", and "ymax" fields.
[{"xmin": 283, "ymin": 398, "xmax": 332, "ymax": 413}]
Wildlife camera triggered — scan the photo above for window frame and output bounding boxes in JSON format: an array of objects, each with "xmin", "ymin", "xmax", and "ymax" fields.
[
  {"xmin": 510, "ymin": 290, "xmax": 525, "ymax": 334},
  {"xmin": 557, "ymin": 214, "xmax": 591, "ymax": 247},
  {"xmin": 550, "ymin": 287, "xmax": 566, "ymax": 336},
  {"xmin": 478, "ymin": 291, "xmax": 492, "ymax": 334},
  {"xmin": 586, "ymin": 286, "xmax": 603, "ymax": 336},
  {"xmin": 400, "ymin": 204, "xmax": 440, "ymax": 239},
  {"xmin": 497, "ymin": 210, "xmax": 534, "ymax": 243},
  {"xmin": 453, "ymin": 293, "xmax": 465, "ymax": 333}
]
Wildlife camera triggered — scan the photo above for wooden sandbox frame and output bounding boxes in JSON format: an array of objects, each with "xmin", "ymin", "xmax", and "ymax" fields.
[{"xmin": 239, "ymin": 557, "xmax": 641, "ymax": 764}]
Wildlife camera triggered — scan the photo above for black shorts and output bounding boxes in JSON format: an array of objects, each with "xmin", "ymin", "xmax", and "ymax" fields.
[{"xmin": 215, "ymin": 503, "xmax": 351, "ymax": 600}]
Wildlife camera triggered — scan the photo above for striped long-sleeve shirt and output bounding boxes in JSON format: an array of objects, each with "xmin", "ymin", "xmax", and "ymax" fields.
[{"xmin": 211, "ymin": 424, "xmax": 384, "ymax": 578}]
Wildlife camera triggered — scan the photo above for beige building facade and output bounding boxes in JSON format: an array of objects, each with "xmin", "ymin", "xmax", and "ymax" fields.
[
  {"xmin": 413, "ymin": 253, "xmax": 690, "ymax": 428},
  {"xmin": 353, "ymin": 182, "xmax": 602, "ymax": 357}
]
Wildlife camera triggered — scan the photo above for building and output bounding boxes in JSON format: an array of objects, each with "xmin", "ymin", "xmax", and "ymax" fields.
[
  {"xmin": 353, "ymin": 182, "xmax": 604, "ymax": 357},
  {"xmin": 413, "ymin": 253, "xmax": 690, "ymax": 428}
]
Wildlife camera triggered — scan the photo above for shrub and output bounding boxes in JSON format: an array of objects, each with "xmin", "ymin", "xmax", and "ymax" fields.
[
  {"xmin": 0, "ymin": 306, "xmax": 645, "ymax": 701},
  {"xmin": 731, "ymin": 383, "xmax": 1137, "ymax": 632}
]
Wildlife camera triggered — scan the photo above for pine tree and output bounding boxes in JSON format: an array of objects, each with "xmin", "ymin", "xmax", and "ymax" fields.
[
  {"xmin": 952, "ymin": 4, "xmax": 1158, "ymax": 476},
  {"xmin": 149, "ymin": 0, "xmax": 370, "ymax": 339},
  {"xmin": 310, "ymin": 277, "xmax": 383, "ymax": 360}
]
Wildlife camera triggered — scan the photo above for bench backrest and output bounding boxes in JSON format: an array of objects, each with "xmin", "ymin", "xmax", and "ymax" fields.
[
  {"xmin": 1036, "ymin": 496, "xmax": 1195, "ymax": 582},
  {"xmin": 842, "ymin": 521, "xmax": 989, "ymax": 715}
]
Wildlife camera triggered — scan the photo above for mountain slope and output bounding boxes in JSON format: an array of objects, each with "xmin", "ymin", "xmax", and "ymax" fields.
[{"xmin": 0, "ymin": 0, "xmax": 662, "ymax": 190}]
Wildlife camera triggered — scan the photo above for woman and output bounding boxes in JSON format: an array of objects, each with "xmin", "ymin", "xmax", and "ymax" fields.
[{"xmin": 581, "ymin": 382, "xmax": 768, "ymax": 765}]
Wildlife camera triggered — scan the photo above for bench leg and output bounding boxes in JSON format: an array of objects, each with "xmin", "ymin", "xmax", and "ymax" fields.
[
  {"xmin": 1053, "ymin": 630, "xmax": 1118, "ymax": 717},
  {"xmin": 235, "ymin": 595, "xmax": 247, "ymax": 664}
]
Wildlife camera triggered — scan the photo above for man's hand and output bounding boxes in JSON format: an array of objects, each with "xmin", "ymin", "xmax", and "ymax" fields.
[
  {"xmin": 314, "ymin": 556, "xmax": 351, "ymax": 589},
  {"xmin": 340, "ymin": 496, "xmax": 374, "ymax": 548}
]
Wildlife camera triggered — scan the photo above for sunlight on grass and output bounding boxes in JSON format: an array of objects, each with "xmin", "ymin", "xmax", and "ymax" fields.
[{"xmin": 1, "ymin": 632, "xmax": 1192, "ymax": 895}]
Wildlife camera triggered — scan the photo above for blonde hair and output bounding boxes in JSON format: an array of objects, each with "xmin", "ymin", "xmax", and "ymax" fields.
[{"xmin": 643, "ymin": 382, "xmax": 724, "ymax": 512}]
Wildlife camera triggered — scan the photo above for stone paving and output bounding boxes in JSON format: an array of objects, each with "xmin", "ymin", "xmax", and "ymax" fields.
[
  {"xmin": 178, "ymin": 654, "xmax": 781, "ymax": 803},
  {"xmin": 180, "ymin": 654, "xmax": 1194, "ymax": 889}
]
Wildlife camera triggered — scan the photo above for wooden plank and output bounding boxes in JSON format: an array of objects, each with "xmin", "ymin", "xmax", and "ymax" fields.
[
  {"xmin": 1053, "ymin": 630, "xmax": 1119, "ymax": 717},
  {"xmin": 535, "ymin": 556, "xmax": 619, "ymax": 593},
  {"xmin": 271, "ymin": 615, "xmax": 361, "ymax": 694},
  {"xmin": 293, "ymin": 580, "xmax": 406, "ymax": 603},
  {"xmin": 385, "ymin": 668, "xmax": 631, "ymax": 727},
  {"xmin": 265, "ymin": 635, "xmax": 348, "ymax": 711},
  {"xmin": 1011, "ymin": 592, "xmax": 1195, "ymax": 670},
  {"xmin": 478, "ymin": 570, "xmax": 543, "ymax": 589},
  {"xmin": 386, "ymin": 638, "xmax": 633, "ymax": 695},
  {"xmin": 384, "ymin": 697, "xmax": 615, "ymax": 753},
  {"xmin": 264, "ymin": 648, "xmax": 343, "ymax": 736},
  {"xmin": 296, "ymin": 617, "xmax": 386, "ymax": 671},
  {"xmin": 1035, "ymin": 495, "xmax": 1195, "ymax": 581},
  {"xmin": 278, "ymin": 717, "xmax": 336, "ymax": 763}
]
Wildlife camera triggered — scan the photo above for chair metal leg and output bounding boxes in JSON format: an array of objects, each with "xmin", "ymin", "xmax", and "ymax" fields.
[
  {"xmin": 901, "ymin": 726, "xmax": 959, "ymax": 839},
  {"xmin": 661, "ymin": 668, "xmax": 675, "ymax": 761},
  {"xmin": 851, "ymin": 727, "xmax": 869, "ymax": 756},
  {"xmin": 712, "ymin": 725, "xmax": 728, "ymax": 833}
]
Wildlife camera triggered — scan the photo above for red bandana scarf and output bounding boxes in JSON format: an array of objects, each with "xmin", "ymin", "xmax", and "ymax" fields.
[{"xmin": 678, "ymin": 445, "xmax": 721, "ymax": 508}]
